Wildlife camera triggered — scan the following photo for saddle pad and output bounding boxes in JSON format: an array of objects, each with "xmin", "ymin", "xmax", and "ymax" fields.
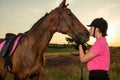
[{"xmin": 0, "ymin": 35, "xmax": 22, "ymax": 56}]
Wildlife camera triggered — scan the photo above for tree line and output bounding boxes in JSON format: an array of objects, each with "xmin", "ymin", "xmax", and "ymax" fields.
[{"xmin": 48, "ymin": 37, "xmax": 91, "ymax": 50}]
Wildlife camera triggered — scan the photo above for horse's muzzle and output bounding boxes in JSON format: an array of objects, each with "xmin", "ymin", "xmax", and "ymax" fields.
[{"xmin": 74, "ymin": 32, "xmax": 89, "ymax": 45}]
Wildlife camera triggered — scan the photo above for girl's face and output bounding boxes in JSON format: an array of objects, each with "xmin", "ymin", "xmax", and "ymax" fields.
[{"xmin": 89, "ymin": 27, "xmax": 94, "ymax": 36}]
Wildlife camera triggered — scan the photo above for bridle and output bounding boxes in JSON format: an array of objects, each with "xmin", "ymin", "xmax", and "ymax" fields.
[
  {"xmin": 55, "ymin": 7, "xmax": 89, "ymax": 45},
  {"xmin": 56, "ymin": 7, "xmax": 76, "ymax": 36},
  {"xmin": 56, "ymin": 7, "xmax": 84, "ymax": 80}
]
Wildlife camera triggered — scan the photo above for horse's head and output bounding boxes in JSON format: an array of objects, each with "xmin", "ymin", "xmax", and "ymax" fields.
[{"xmin": 52, "ymin": 0, "xmax": 89, "ymax": 44}]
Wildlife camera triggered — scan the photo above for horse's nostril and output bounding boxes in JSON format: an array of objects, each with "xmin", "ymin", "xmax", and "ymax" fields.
[
  {"xmin": 86, "ymin": 32, "xmax": 90, "ymax": 39},
  {"xmin": 87, "ymin": 32, "xmax": 90, "ymax": 37}
]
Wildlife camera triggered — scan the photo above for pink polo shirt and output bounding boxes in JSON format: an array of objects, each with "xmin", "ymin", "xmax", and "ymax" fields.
[{"xmin": 87, "ymin": 37, "xmax": 110, "ymax": 71}]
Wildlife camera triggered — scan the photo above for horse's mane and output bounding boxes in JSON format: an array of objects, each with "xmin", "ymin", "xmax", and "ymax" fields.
[
  {"xmin": 31, "ymin": 12, "xmax": 49, "ymax": 30},
  {"xmin": 23, "ymin": 13, "xmax": 49, "ymax": 35}
]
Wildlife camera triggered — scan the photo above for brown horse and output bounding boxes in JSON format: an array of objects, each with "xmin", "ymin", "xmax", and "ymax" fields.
[{"xmin": 0, "ymin": 0, "xmax": 89, "ymax": 80}]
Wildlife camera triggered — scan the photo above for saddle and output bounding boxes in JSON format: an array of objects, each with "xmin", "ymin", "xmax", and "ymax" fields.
[
  {"xmin": 0, "ymin": 33, "xmax": 22, "ymax": 71},
  {"xmin": 0, "ymin": 33, "xmax": 17, "ymax": 57}
]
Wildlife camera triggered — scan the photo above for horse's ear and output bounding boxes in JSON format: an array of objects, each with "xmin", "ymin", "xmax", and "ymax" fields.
[{"xmin": 59, "ymin": 0, "xmax": 66, "ymax": 8}]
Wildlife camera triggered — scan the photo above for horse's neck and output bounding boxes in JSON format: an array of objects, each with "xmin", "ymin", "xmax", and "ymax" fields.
[
  {"xmin": 32, "ymin": 30, "xmax": 54, "ymax": 51},
  {"xmin": 24, "ymin": 15, "xmax": 56, "ymax": 54}
]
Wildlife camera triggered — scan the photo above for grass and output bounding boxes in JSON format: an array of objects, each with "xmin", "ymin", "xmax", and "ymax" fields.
[
  {"xmin": 45, "ymin": 47, "xmax": 77, "ymax": 53},
  {"xmin": 1, "ymin": 46, "xmax": 120, "ymax": 80},
  {"xmin": 43, "ymin": 46, "xmax": 120, "ymax": 80},
  {"xmin": 44, "ymin": 67, "xmax": 80, "ymax": 80},
  {"xmin": 43, "ymin": 53, "xmax": 120, "ymax": 80},
  {"xmin": 109, "ymin": 65, "xmax": 120, "ymax": 80}
]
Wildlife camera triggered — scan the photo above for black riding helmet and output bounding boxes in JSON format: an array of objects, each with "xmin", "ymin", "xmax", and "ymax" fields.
[{"xmin": 87, "ymin": 18, "xmax": 108, "ymax": 37}]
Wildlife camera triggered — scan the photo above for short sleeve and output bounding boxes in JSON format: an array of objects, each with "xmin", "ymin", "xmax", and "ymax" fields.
[{"xmin": 90, "ymin": 41, "xmax": 104, "ymax": 55}]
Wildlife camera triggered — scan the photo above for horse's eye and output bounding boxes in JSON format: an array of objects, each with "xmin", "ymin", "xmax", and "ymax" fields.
[{"xmin": 67, "ymin": 13, "xmax": 72, "ymax": 16}]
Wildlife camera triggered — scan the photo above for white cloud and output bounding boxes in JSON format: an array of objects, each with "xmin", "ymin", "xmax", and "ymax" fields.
[
  {"xmin": 96, "ymin": 3, "xmax": 120, "ymax": 25},
  {"xmin": 96, "ymin": 3, "xmax": 120, "ymax": 17}
]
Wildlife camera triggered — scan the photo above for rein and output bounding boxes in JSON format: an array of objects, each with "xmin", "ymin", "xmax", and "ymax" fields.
[
  {"xmin": 56, "ymin": 8, "xmax": 88, "ymax": 80},
  {"xmin": 56, "ymin": 7, "xmax": 84, "ymax": 80}
]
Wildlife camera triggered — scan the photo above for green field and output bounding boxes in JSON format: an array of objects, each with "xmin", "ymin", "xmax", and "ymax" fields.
[
  {"xmin": 2, "ymin": 46, "xmax": 120, "ymax": 80},
  {"xmin": 44, "ymin": 46, "xmax": 120, "ymax": 80}
]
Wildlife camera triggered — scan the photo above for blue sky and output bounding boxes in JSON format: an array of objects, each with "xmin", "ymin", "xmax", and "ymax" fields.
[{"xmin": 0, "ymin": 0, "xmax": 120, "ymax": 46}]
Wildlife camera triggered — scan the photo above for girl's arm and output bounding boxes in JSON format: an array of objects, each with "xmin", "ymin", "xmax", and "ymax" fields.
[{"xmin": 79, "ymin": 45, "xmax": 96, "ymax": 62}]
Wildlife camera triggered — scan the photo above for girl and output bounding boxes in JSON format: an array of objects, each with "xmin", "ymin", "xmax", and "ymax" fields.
[{"xmin": 79, "ymin": 18, "xmax": 110, "ymax": 80}]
